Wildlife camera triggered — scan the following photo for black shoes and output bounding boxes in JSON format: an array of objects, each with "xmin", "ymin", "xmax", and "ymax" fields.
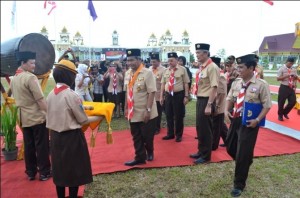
[
  {"xmin": 124, "ymin": 160, "xmax": 146, "ymax": 166},
  {"xmin": 147, "ymin": 153, "xmax": 154, "ymax": 161},
  {"xmin": 278, "ymin": 115, "xmax": 283, "ymax": 121},
  {"xmin": 219, "ymin": 144, "xmax": 226, "ymax": 147},
  {"xmin": 28, "ymin": 175, "xmax": 35, "ymax": 181},
  {"xmin": 175, "ymin": 137, "xmax": 182, "ymax": 142},
  {"xmin": 39, "ymin": 173, "xmax": 52, "ymax": 181},
  {"xmin": 283, "ymin": 114, "xmax": 289, "ymax": 119},
  {"xmin": 194, "ymin": 157, "xmax": 209, "ymax": 165},
  {"xmin": 162, "ymin": 135, "xmax": 175, "ymax": 140},
  {"xmin": 230, "ymin": 188, "xmax": 243, "ymax": 197},
  {"xmin": 189, "ymin": 153, "xmax": 201, "ymax": 159},
  {"xmin": 154, "ymin": 130, "xmax": 160, "ymax": 135}
]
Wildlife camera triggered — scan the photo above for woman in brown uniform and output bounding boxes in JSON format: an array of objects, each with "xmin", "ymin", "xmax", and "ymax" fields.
[{"xmin": 46, "ymin": 60, "xmax": 101, "ymax": 198}]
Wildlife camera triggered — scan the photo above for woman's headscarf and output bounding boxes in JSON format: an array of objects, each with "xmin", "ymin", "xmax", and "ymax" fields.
[{"xmin": 77, "ymin": 63, "xmax": 89, "ymax": 76}]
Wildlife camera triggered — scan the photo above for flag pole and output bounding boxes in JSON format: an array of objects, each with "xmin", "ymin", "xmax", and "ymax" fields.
[
  {"xmin": 53, "ymin": 10, "xmax": 58, "ymax": 62},
  {"xmin": 258, "ymin": 1, "xmax": 263, "ymax": 56},
  {"xmin": 89, "ymin": 14, "xmax": 92, "ymax": 67},
  {"xmin": 88, "ymin": 0, "xmax": 98, "ymax": 66},
  {"xmin": 11, "ymin": 1, "xmax": 17, "ymax": 37}
]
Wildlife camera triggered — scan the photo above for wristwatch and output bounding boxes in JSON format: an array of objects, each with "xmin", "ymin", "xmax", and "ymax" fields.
[{"xmin": 146, "ymin": 108, "xmax": 151, "ymax": 112}]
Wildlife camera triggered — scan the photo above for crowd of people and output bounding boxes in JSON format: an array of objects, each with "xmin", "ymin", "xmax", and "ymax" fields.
[{"xmin": 10, "ymin": 44, "xmax": 299, "ymax": 197}]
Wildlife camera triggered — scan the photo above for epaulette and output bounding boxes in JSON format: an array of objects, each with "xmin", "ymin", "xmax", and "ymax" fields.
[
  {"xmin": 256, "ymin": 78, "xmax": 268, "ymax": 84},
  {"xmin": 233, "ymin": 77, "xmax": 242, "ymax": 82}
]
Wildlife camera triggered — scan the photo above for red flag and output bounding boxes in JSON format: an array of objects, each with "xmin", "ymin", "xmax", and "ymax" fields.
[
  {"xmin": 263, "ymin": 0, "xmax": 274, "ymax": 6},
  {"xmin": 44, "ymin": 1, "xmax": 56, "ymax": 15}
]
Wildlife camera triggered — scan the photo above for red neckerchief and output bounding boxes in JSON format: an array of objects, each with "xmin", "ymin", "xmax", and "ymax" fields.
[
  {"xmin": 15, "ymin": 68, "xmax": 24, "ymax": 76},
  {"xmin": 193, "ymin": 58, "xmax": 213, "ymax": 95},
  {"xmin": 287, "ymin": 67, "xmax": 294, "ymax": 89},
  {"xmin": 54, "ymin": 84, "xmax": 69, "ymax": 95},
  {"xmin": 233, "ymin": 81, "xmax": 252, "ymax": 118},
  {"xmin": 112, "ymin": 73, "xmax": 117, "ymax": 95},
  {"xmin": 168, "ymin": 67, "xmax": 177, "ymax": 95}
]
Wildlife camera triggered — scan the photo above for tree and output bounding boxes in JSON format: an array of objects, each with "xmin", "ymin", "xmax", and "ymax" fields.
[
  {"xmin": 190, "ymin": 54, "xmax": 195, "ymax": 63},
  {"xmin": 216, "ymin": 48, "xmax": 227, "ymax": 62}
]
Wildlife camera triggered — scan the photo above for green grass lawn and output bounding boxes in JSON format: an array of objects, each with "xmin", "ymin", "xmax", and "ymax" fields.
[
  {"xmin": 264, "ymin": 76, "xmax": 280, "ymax": 86},
  {"xmin": 1, "ymin": 76, "xmax": 299, "ymax": 197}
]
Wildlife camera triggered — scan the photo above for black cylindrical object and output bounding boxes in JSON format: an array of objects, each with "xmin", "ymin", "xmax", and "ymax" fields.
[{"xmin": 1, "ymin": 33, "xmax": 55, "ymax": 77}]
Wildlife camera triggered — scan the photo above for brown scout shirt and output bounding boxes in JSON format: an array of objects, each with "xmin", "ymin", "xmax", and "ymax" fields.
[
  {"xmin": 161, "ymin": 65, "xmax": 190, "ymax": 93},
  {"xmin": 46, "ymin": 84, "xmax": 88, "ymax": 132},
  {"xmin": 104, "ymin": 72, "xmax": 123, "ymax": 93},
  {"xmin": 277, "ymin": 65, "xmax": 298, "ymax": 87},
  {"xmin": 215, "ymin": 73, "xmax": 227, "ymax": 115},
  {"xmin": 149, "ymin": 65, "xmax": 166, "ymax": 101},
  {"xmin": 226, "ymin": 75, "xmax": 272, "ymax": 111},
  {"xmin": 10, "ymin": 71, "xmax": 46, "ymax": 127},
  {"xmin": 196, "ymin": 60, "xmax": 220, "ymax": 97},
  {"xmin": 124, "ymin": 68, "xmax": 158, "ymax": 123}
]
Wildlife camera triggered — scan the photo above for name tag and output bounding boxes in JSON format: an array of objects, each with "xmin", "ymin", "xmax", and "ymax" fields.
[
  {"xmin": 250, "ymin": 87, "xmax": 258, "ymax": 93},
  {"xmin": 138, "ymin": 77, "xmax": 144, "ymax": 81}
]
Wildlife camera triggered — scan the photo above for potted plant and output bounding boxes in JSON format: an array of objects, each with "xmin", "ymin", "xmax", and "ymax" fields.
[{"xmin": 1, "ymin": 104, "xmax": 18, "ymax": 161}]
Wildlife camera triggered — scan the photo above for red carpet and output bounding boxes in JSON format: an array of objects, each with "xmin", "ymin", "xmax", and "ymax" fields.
[
  {"xmin": 266, "ymin": 104, "xmax": 300, "ymax": 131},
  {"xmin": 1, "ymin": 127, "xmax": 300, "ymax": 198}
]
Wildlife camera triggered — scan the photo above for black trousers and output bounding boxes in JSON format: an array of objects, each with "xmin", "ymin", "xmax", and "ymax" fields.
[
  {"xmin": 130, "ymin": 118, "xmax": 156, "ymax": 161},
  {"xmin": 93, "ymin": 93, "xmax": 103, "ymax": 102},
  {"xmin": 165, "ymin": 91, "xmax": 185, "ymax": 138},
  {"xmin": 221, "ymin": 122, "xmax": 228, "ymax": 144},
  {"xmin": 22, "ymin": 122, "xmax": 51, "ymax": 176},
  {"xmin": 155, "ymin": 101, "xmax": 163, "ymax": 132},
  {"xmin": 196, "ymin": 97, "xmax": 213, "ymax": 160},
  {"xmin": 278, "ymin": 84, "xmax": 296, "ymax": 116},
  {"xmin": 103, "ymin": 86, "xmax": 108, "ymax": 102},
  {"xmin": 226, "ymin": 117, "xmax": 259, "ymax": 190},
  {"xmin": 120, "ymin": 91, "xmax": 126, "ymax": 114},
  {"xmin": 212, "ymin": 113, "xmax": 225, "ymax": 150}
]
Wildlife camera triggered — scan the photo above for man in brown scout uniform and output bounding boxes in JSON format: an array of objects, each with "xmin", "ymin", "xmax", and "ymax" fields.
[
  {"xmin": 10, "ymin": 51, "xmax": 51, "ymax": 181},
  {"xmin": 277, "ymin": 57, "xmax": 299, "ymax": 121},
  {"xmin": 225, "ymin": 54, "xmax": 272, "ymax": 197},
  {"xmin": 190, "ymin": 43, "xmax": 220, "ymax": 164},
  {"xmin": 124, "ymin": 49, "xmax": 158, "ymax": 166},
  {"xmin": 160, "ymin": 52, "xmax": 190, "ymax": 142},
  {"xmin": 210, "ymin": 56, "xmax": 227, "ymax": 150},
  {"xmin": 104, "ymin": 61, "xmax": 124, "ymax": 118},
  {"xmin": 149, "ymin": 52, "xmax": 166, "ymax": 135}
]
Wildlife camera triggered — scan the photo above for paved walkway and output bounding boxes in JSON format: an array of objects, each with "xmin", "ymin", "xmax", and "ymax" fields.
[{"xmin": 265, "ymin": 120, "xmax": 300, "ymax": 140}]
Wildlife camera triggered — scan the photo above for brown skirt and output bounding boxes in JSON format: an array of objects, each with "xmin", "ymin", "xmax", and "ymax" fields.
[{"xmin": 50, "ymin": 128, "xmax": 93, "ymax": 187}]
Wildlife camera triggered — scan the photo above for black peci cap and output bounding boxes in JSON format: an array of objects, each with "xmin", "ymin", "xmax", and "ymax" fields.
[
  {"xmin": 167, "ymin": 52, "xmax": 178, "ymax": 58},
  {"xmin": 211, "ymin": 56, "xmax": 221, "ymax": 67},
  {"xmin": 195, "ymin": 43, "xmax": 210, "ymax": 51},
  {"xmin": 236, "ymin": 54, "xmax": 256, "ymax": 64},
  {"xmin": 126, "ymin": 49, "xmax": 141, "ymax": 57},
  {"xmin": 149, "ymin": 52, "xmax": 160, "ymax": 60}
]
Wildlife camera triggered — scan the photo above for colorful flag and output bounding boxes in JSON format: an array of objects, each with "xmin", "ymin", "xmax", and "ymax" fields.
[
  {"xmin": 88, "ymin": 0, "xmax": 98, "ymax": 21},
  {"xmin": 263, "ymin": 0, "xmax": 274, "ymax": 6},
  {"xmin": 44, "ymin": 1, "xmax": 57, "ymax": 15},
  {"xmin": 11, "ymin": 1, "xmax": 16, "ymax": 30}
]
